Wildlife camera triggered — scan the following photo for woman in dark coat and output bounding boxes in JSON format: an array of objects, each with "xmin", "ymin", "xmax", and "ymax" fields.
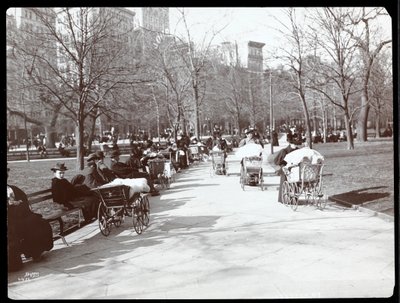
[
  {"xmin": 50, "ymin": 162, "xmax": 99, "ymax": 222},
  {"xmin": 7, "ymin": 169, "xmax": 53, "ymax": 272}
]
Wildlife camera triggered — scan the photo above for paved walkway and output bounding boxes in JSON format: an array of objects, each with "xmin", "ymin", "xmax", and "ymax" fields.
[{"xmin": 7, "ymin": 147, "xmax": 395, "ymax": 299}]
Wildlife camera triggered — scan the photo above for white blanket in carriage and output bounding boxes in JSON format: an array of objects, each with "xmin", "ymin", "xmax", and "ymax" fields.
[
  {"xmin": 99, "ymin": 178, "xmax": 150, "ymax": 198},
  {"xmin": 283, "ymin": 147, "xmax": 324, "ymax": 182},
  {"xmin": 283, "ymin": 147, "xmax": 324, "ymax": 167}
]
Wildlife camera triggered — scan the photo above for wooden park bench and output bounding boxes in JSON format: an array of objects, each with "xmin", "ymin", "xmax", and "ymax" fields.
[{"xmin": 27, "ymin": 189, "xmax": 84, "ymax": 246}]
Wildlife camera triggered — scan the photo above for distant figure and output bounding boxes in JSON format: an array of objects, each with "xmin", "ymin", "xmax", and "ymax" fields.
[{"xmin": 272, "ymin": 130, "xmax": 279, "ymax": 147}]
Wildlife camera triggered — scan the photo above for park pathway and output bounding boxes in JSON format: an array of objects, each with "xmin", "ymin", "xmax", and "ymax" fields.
[{"xmin": 8, "ymin": 148, "xmax": 395, "ymax": 299}]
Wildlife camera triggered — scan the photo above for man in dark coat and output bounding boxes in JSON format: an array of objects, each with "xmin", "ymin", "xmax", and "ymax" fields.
[
  {"xmin": 95, "ymin": 150, "xmax": 118, "ymax": 183},
  {"xmin": 50, "ymin": 162, "xmax": 99, "ymax": 222},
  {"xmin": 82, "ymin": 153, "xmax": 107, "ymax": 189},
  {"xmin": 7, "ymin": 168, "xmax": 53, "ymax": 271}
]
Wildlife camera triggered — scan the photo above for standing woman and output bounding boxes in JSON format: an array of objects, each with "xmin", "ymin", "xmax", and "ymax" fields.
[
  {"xmin": 273, "ymin": 138, "xmax": 303, "ymax": 203},
  {"xmin": 7, "ymin": 167, "xmax": 53, "ymax": 271}
]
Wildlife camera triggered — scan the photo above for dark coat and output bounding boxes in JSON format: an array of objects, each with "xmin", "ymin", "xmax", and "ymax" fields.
[
  {"xmin": 273, "ymin": 145, "xmax": 298, "ymax": 202},
  {"xmin": 96, "ymin": 162, "xmax": 117, "ymax": 183},
  {"xmin": 110, "ymin": 160, "xmax": 134, "ymax": 178},
  {"xmin": 7, "ymin": 185, "xmax": 53, "ymax": 269},
  {"xmin": 51, "ymin": 178, "xmax": 92, "ymax": 207},
  {"xmin": 125, "ymin": 155, "xmax": 142, "ymax": 172},
  {"xmin": 83, "ymin": 167, "xmax": 106, "ymax": 189}
]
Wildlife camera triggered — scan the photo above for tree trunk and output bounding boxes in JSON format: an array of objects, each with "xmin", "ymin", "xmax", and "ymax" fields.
[
  {"xmin": 87, "ymin": 115, "xmax": 97, "ymax": 152},
  {"xmin": 75, "ymin": 123, "xmax": 85, "ymax": 171},
  {"xmin": 344, "ymin": 112, "xmax": 354, "ymax": 150},
  {"xmin": 44, "ymin": 125, "xmax": 57, "ymax": 148},
  {"xmin": 375, "ymin": 111, "xmax": 381, "ymax": 138},
  {"xmin": 356, "ymin": 91, "xmax": 369, "ymax": 142}
]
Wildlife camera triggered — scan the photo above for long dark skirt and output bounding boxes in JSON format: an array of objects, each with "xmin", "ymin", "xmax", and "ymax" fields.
[{"xmin": 8, "ymin": 206, "xmax": 53, "ymax": 271}]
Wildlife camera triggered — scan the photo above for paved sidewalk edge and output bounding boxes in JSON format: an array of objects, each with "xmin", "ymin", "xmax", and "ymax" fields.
[{"xmin": 328, "ymin": 196, "xmax": 394, "ymax": 222}]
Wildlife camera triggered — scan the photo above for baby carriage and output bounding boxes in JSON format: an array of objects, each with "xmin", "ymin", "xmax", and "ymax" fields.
[
  {"xmin": 92, "ymin": 185, "xmax": 150, "ymax": 236},
  {"xmin": 148, "ymin": 158, "xmax": 170, "ymax": 189},
  {"xmin": 240, "ymin": 156, "xmax": 264, "ymax": 190},
  {"xmin": 210, "ymin": 150, "xmax": 228, "ymax": 176},
  {"xmin": 281, "ymin": 156, "xmax": 325, "ymax": 211},
  {"xmin": 188, "ymin": 144, "xmax": 201, "ymax": 165}
]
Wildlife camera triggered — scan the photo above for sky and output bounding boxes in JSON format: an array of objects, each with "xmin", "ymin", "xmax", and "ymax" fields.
[
  {"xmin": 132, "ymin": 7, "xmax": 392, "ymax": 68},
  {"xmin": 132, "ymin": 7, "xmax": 292, "ymax": 67},
  {"xmin": 8, "ymin": 7, "xmax": 392, "ymax": 68}
]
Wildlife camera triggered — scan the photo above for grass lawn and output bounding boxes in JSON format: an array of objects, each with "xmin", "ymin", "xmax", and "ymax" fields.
[
  {"xmin": 312, "ymin": 139, "xmax": 394, "ymax": 215},
  {"xmin": 7, "ymin": 138, "xmax": 395, "ymax": 221}
]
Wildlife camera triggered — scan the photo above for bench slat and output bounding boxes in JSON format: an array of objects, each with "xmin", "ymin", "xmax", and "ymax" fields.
[
  {"xmin": 29, "ymin": 194, "xmax": 54, "ymax": 205},
  {"xmin": 27, "ymin": 188, "xmax": 52, "ymax": 198}
]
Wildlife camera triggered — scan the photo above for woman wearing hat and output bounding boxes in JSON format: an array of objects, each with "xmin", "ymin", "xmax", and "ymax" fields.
[
  {"xmin": 7, "ymin": 167, "xmax": 53, "ymax": 271},
  {"xmin": 239, "ymin": 128, "xmax": 257, "ymax": 147},
  {"xmin": 50, "ymin": 163, "xmax": 99, "ymax": 222}
]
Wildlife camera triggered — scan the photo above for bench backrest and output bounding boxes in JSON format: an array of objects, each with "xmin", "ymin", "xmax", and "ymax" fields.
[{"xmin": 27, "ymin": 188, "xmax": 53, "ymax": 205}]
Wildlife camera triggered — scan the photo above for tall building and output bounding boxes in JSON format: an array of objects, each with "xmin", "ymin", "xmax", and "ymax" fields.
[
  {"xmin": 7, "ymin": 8, "xmax": 57, "ymax": 142},
  {"xmin": 247, "ymin": 41, "xmax": 265, "ymax": 72},
  {"xmin": 142, "ymin": 7, "xmax": 169, "ymax": 33},
  {"xmin": 220, "ymin": 41, "xmax": 239, "ymax": 67}
]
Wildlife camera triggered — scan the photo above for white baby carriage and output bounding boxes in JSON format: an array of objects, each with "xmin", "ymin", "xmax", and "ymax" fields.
[
  {"xmin": 210, "ymin": 150, "xmax": 228, "ymax": 176},
  {"xmin": 281, "ymin": 148, "xmax": 325, "ymax": 210}
]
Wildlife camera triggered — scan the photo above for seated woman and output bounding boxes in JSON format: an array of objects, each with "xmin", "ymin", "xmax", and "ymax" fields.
[
  {"xmin": 50, "ymin": 162, "xmax": 99, "ymax": 222},
  {"xmin": 7, "ymin": 167, "xmax": 53, "ymax": 271}
]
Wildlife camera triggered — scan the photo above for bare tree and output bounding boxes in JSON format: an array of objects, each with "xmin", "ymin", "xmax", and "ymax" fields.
[
  {"xmin": 276, "ymin": 8, "xmax": 313, "ymax": 148},
  {"xmin": 308, "ymin": 7, "xmax": 364, "ymax": 150},
  {"xmin": 344, "ymin": 8, "xmax": 392, "ymax": 141},
  {"xmin": 12, "ymin": 8, "xmax": 144, "ymax": 170},
  {"xmin": 173, "ymin": 8, "xmax": 228, "ymax": 138}
]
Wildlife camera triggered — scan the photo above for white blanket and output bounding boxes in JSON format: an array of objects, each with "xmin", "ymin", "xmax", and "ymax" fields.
[
  {"xmin": 99, "ymin": 178, "xmax": 150, "ymax": 198},
  {"xmin": 236, "ymin": 142, "xmax": 263, "ymax": 159},
  {"xmin": 283, "ymin": 147, "xmax": 324, "ymax": 167}
]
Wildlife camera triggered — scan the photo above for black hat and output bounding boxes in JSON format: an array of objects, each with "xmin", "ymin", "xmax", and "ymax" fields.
[
  {"xmin": 109, "ymin": 149, "xmax": 121, "ymax": 158},
  {"xmin": 246, "ymin": 128, "xmax": 254, "ymax": 134},
  {"xmin": 51, "ymin": 162, "xmax": 68, "ymax": 172}
]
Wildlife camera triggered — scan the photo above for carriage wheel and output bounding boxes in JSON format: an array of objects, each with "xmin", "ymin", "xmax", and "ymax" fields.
[
  {"xmin": 164, "ymin": 177, "xmax": 171, "ymax": 189},
  {"xmin": 98, "ymin": 204, "xmax": 111, "ymax": 236},
  {"xmin": 313, "ymin": 181, "xmax": 326, "ymax": 210},
  {"xmin": 240, "ymin": 167, "xmax": 245, "ymax": 190},
  {"xmin": 289, "ymin": 183, "xmax": 299, "ymax": 211},
  {"xmin": 142, "ymin": 195, "xmax": 150, "ymax": 226},
  {"xmin": 259, "ymin": 169, "xmax": 264, "ymax": 191},
  {"xmin": 282, "ymin": 181, "xmax": 291, "ymax": 206},
  {"xmin": 303, "ymin": 183, "xmax": 313, "ymax": 205},
  {"xmin": 113, "ymin": 209, "xmax": 122, "ymax": 227},
  {"xmin": 132, "ymin": 198, "xmax": 144, "ymax": 235}
]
